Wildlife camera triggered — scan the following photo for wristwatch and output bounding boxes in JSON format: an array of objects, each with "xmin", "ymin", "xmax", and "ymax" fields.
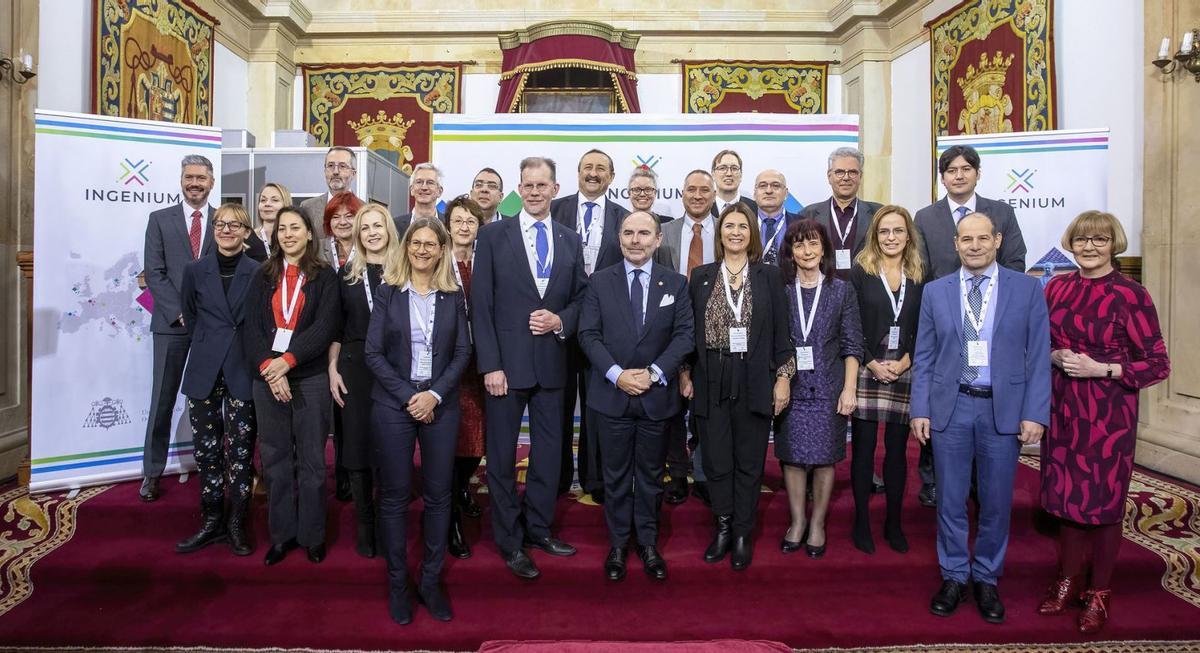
[
  {"xmin": 647, "ymin": 367, "xmax": 662, "ymax": 384},
  {"xmin": 1106, "ymin": 364, "xmax": 1114, "ymax": 379}
]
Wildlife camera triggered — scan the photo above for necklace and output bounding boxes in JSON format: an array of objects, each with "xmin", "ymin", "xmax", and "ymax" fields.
[{"xmin": 724, "ymin": 261, "xmax": 747, "ymax": 281}]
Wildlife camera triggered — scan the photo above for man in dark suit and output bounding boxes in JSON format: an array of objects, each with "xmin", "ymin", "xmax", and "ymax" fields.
[
  {"xmin": 140, "ymin": 154, "xmax": 217, "ymax": 501},
  {"xmin": 578, "ymin": 210, "xmax": 694, "ymax": 582},
  {"xmin": 628, "ymin": 168, "xmax": 672, "ymax": 224},
  {"xmin": 299, "ymin": 146, "xmax": 357, "ymax": 243},
  {"xmin": 393, "ymin": 162, "xmax": 444, "ymax": 235},
  {"xmin": 710, "ymin": 149, "xmax": 758, "ymax": 218},
  {"xmin": 800, "ymin": 146, "xmax": 882, "ymax": 278},
  {"xmin": 912, "ymin": 144, "xmax": 1028, "ymax": 507},
  {"xmin": 752, "ymin": 169, "xmax": 802, "ymax": 265},
  {"xmin": 472, "ymin": 156, "xmax": 588, "ymax": 580},
  {"xmin": 910, "ymin": 213, "xmax": 1049, "ymax": 624},
  {"xmin": 550, "ymin": 149, "xmax": 630, "ymax": 504},
  {"xmin": 470, "ymin": 167, "xmax": 507, "ymax": 223}
]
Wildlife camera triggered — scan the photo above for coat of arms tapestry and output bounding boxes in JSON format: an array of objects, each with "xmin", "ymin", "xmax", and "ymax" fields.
[{"xmin": 681, "ymin": 61, "xmax": 827, "ymax": 114}]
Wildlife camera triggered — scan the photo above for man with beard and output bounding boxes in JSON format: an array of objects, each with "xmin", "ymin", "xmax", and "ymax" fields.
[
  {"xmin": 139, "ymin": 154, "xmax": 218, "ymax": 501},
  {"xmin": 470, "ymin": 168, "xmax": 507, "ymax": 223},
  {"xmin": 300, "ymin": 146, "xmax": 356, "ymax": 244},
  {"xmin": 709, "ymin": 150, "xmax": 758, "ymax": 219}
]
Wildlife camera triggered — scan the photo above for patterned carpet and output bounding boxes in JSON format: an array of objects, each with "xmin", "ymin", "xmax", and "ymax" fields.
[{"xmin": 1, "ymin": 641, "xmax": 1199, "ymax": 652}]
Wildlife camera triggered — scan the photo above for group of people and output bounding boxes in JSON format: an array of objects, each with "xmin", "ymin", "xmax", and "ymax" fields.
[{"xmin": 140, "ymin": 143, "xmax": 1169, "ymax": 632}]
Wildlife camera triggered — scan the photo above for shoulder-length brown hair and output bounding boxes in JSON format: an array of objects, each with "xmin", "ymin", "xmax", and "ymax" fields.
[
  {"xmin": 855, "ymin": 204, "xmax": 925, "ymax": 283},
  {"xmin": 383, "ymin": 217, "xmax": 459, "ymax": 292},
  {"xmin": 264, "ymin": 206, "xmax": 327, "ymax": 284},
  {"xmin": 779, "ymin": 218, "xmax": 835, "ymax": 286},
  {"xmin": 713, "ymin": 202, "xmax": 762, "ymax": 263}
]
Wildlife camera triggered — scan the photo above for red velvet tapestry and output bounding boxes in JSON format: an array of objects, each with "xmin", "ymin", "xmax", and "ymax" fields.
[{"xmin": 681, "ymin": 61, "xmax": 828, "ymax": 114}]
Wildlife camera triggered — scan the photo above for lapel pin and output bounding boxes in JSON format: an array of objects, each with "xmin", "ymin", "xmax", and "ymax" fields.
[{"xmin": 658, "ymin": 281, "xmax": 663, "ymax": 286}]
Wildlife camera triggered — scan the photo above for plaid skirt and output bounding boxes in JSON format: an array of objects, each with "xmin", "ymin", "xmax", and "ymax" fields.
[{"xmin": 853, "ymin": 337, "xmax": 912, "ymax": 425}]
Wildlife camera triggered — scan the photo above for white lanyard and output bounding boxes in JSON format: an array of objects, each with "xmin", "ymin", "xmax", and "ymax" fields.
[
  {"xmin": 580, "ymin": 202, "xmax": 602, "ymax": 247},
  {"xmin": 960, "ymin": 271, "xmax": 996, "ymax": 334},
  {"xmin": 362, "ymin": 268, "xmax": 374, "ymax": 312},
  {"xmin": 451, "ymin": 249, "xmax": 475, "ymax": 289},
  {"xmin": 880, "ymin": 269, "xmax": 907, "ymax": 324},
  {"xmin": 329, "ymin": 238, "xmax": 355, "ymax": 271},
  {"xmin": 794, "ymin": 276, "xmax": 823, "ymax": 344},
  {"xmin": 721, "ymin": 264, "xmax": 747, "ymax": 323},
  {"xmin": 830, "ymin": 199, "xmax": 857, "ymax": 247},
  {"xmin": 412, "ymin": 289, "xmax": 437, "ymax": 349},
  {"xmin": 280, "ymin": 261, "xmax": 305, "ymax": 325}
]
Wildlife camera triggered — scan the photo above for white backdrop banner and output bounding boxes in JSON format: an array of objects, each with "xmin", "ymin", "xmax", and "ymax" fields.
[
  {"xmin": 31, "ymin": 110, "xmax": 222, "ymax": 493},
  {"xmin": 936, "ymin": 128, "xmax": 1113, "ymax": 272},
  {"xmin": 431, "ymin": 113, "xmax": 860, "ymax": 219}
]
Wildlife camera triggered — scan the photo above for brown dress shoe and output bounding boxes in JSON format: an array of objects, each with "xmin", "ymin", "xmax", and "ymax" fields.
[{"xmin": 1038, "ymin": 575, "xmax": 1083, "ymax": 615}]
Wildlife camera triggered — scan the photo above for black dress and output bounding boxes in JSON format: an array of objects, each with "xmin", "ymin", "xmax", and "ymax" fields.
[{"xmin": 336, "ymin": 263, "xmax": 383, "ymax": 470}]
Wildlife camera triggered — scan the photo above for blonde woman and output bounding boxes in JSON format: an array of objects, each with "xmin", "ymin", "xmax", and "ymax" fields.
[
  {"xmin": 365, "ymin": 217, "xmax": 470, "ymax": 625},
  {"xmin": 255, "ymin": 183, "xmax": 291, "ymax": 255}
]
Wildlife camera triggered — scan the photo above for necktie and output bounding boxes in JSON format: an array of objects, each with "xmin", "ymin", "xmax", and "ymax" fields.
[
  {"xmin": 534, "ymin": 221, "xmax": 550, "ymax": 277},
  {"xmin": 687, "ymin": 222, "xmax": 703, "ymax": 279},
  {"xmin": 583, "ymin": 202, "xmax": 597, "ymax": 235},
  {"xmin": 189, "ymin": 210, "xmax": 202, "ymax": 259},
  {"xmin": 955, "ymin": 205, "xmax": 970, "ymax": 222},
  {"xmin": 761, "ymin": 216, "xmax": 780, "ymax": 264},
  {"xmin": 630, "ymin": 269, "xmax": 644, "ymax": 335},
  {"xmin": 960, "ymin": 275, "xmax": 985, "ymax": 384}
]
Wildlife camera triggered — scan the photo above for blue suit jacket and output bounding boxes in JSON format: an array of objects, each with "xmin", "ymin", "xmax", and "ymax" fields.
[
  {"xmin": 551, "ymin": 193, "xmax": 630, "ymax": 274},
  {"xmin": 179, "ymin": 253, "xmax": 260, "ymax": 401},
  {"xmin": 909, "ymin": 266, "xmax": 1050, "ymax": 434},
  {"xmin": 470, "ymin": 216, "xmax": 588, "ymax": 390},
  {"xmin": 578, "ymin": 262, "xmax": 694, "ymax": 421}
]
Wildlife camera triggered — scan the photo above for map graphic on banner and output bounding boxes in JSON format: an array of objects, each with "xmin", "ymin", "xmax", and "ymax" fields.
[
  {"xmin": 431, "ymin": 114, "xmax": 860, "ymax": 220},
  {"xmin": 936, "ymin": 128, "xmax": 1114, "ymax": 273},
  {"xmin": 31, "ymin": 110, "xmax": 222, "ymax": 493}
]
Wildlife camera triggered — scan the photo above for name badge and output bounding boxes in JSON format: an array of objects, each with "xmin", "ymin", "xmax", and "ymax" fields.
[
  {"xmin": 271, "ymin": 328, "xmax": 293, "ymax": 353},
  {"xmin": 535, "ymin": 277, "xmax": 550, "ymax": 296},
  {"xmin": 795, "ymin": 346, "xmax": 815, "ymax": 371},
  {"xmin": 887, "ymin": 326, "xmax": 901, "ymax": 350},
  {"xmin": 416, "ymin": 349, "xmax": 433, "ymax": 379},
  {"xmin": 836, "ymin": 249, "xmax": 852, "ymax": 270},
  {"xmin": 967, "ymin": 340, "xmax": 989, "ymax": 367},
  {"xmin": 729, "ymin": 327, "xmax": 748, "ymax": 353},
  {"xmin": 583, "ymin": 245, "xmax": 599, "ymax": 271}
]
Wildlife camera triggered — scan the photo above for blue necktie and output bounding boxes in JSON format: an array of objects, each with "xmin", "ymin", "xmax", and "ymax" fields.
[
  {"xmin": 955, "ymin": 206, "xmax": 969, "ymax": 222},
  {"xmin": 761, "ymin": 216, "xmax": 780, "ymax": 249},
  {"xmin": 583, "ymin": 202, "xmax": 597, "ymax": 234},
  {"xmin": 534, "ymin": 221, "xmax": 550, "ymax": 277},
  {"xmin": 960, "ymin": 275, "xmax": 985, "ymax": 384},
  {"xmin": 630, "ymin": 269, "xmax": 644, "ymax": 335}
]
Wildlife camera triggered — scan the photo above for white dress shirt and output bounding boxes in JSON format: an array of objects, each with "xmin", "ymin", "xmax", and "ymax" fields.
[
  {"xmin": 678, "ymin": 215, "xmax": 715, "ymax": 272},
  {"xmin": 519, "ymin": 210, "xmax": 554, "ymax": 295},
  {"xmin": 605, "ymin": 259, "xmax": 666, "ymax": 387},
  {"xmin": 948, "ymin": 194, "xmax": 978, "ymax": 222},
  {"xmin": 181, "ymin": 202, "xmax": 210, "ymax": 254}
]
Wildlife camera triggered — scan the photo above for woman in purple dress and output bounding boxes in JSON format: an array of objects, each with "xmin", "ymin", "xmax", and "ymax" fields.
[
  {"xmin": 1037, "ymin": 211, "xmax": 1169, "ymax": 634},
  {"xmin": 777, "ymin": 219, "xmax": 863, "ymax": 558}
]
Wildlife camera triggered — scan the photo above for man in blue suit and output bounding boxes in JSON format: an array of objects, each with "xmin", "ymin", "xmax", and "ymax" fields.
[
  {"xmin": 472, "ymin": 156, "xmax": 589, "ymax": 580},
  {"xmin": 910, "ymin": 213, "xmax": 1049, "ymax": 625},
  {"xmin": 578, "ymin": 211, "xmax": 694, "ymax": 582},
  {"xmin": 751, "ymin": 169, "xmax": 802, "ymax": 266}
]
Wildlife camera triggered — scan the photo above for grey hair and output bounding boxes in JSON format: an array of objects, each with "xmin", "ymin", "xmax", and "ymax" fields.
[
  {"xmin": 684, "ymin": 169, "xmax": 714, "ymax": 187},
  {"xmin": 827, "ymin": 146, "xmax": 864, "ymax": 170},
  {"xmin": 180, "ymin": 154, "xmax": 213, "ymax": 174},
  {"xmin": 413, "ymin": 162, "xmax": 443, "ymax": 184},
  {"xmin": 628, "ymin": 167, "xmax": 658, "ymax": 186},
  {"xmin": 326, "ymin": 146, "xmax": 357, "ymax": 169},
  {"xmin": 520, "ymin": 156, "xmax": 558, "ymax": 182}
]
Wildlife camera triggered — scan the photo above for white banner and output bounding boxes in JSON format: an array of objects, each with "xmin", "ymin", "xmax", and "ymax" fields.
[
  {"xmin": 936, "ymin": 128, "xmax": 1114, "ymax": 272},
  {"xmin": 431, "ymin": 113, "xmax": 860, "ymax": 218},
  {"xmin": 31, "ymin": 110, "xmax": 222, "ymax": 493}
]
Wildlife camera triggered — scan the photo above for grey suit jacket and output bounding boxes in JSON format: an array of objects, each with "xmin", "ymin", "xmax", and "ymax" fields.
[
  {"xmin": 914, "ymin": 195, "xmax": 1027, "ymax": 281},
  {"xmin": 143, "ymin": 204, "xmax": 215, "ymax": 334},
  {"xmin": 654, "ymin": 214, "xmax": 713, "ymax": 274},
  {"xmin": 298, "ymin": 193, "xmax": 329, "ymax": 243},
  {"xmin": 799, "ymin": 196, "xmax": 882, "ymax": 258}
]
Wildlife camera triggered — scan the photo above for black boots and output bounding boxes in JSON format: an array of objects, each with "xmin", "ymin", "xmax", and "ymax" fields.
[
  {"xmin": 349, "ymin": 470, "xmax": 376, "ymax": 558},
  {"xmin": 703, "ymin": 515, "xmax": 733, "ymax": 562},
  {"xmin": 448, "ymin": 508, "xmax": 471, "ymax": 559},
  {"xmin": 177, "ymin": 502, "xmax": 227, "ymax": 553},
  {"xmin": 227, "ymin": 501, "xmax": 253, "ymax": 556}
]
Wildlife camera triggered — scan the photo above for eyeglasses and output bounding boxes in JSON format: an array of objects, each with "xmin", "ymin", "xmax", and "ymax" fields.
[
  {"xmin": 324, "ymin": 162, "xmax": 354, "ymax": 172},
  {"xmin": 412, "ymin": 179, "xmax": 440, "ymax": 188},
  {"xmin": 520, "ymin": 182, "xmax": 553, "ymax": 192},
  {"xmin": 1071, "ymin": 235, "xmax": 1112, "ymax": 248},
  {"xmin": 830, "ymin": 169, "xmax": 861, "ymax": 179},
  {"xmin": 755, "ymin": 182, "xmax": 784, "ymax": 191},
  {"xmin": 713, "ymin": 165, "xmax": 741, "ymax": 174},
  {"xmin": 472, "ymin": 180, "xmax": 501, "ymax": 191},
  {"xmin": 408, "ymin": 239, "xmax": 442, "ymax": 251},
  {"xmin": 211, "ymin": 220, "xmax": 246, "ymax": 232},
  {"xmin": 449, "ymin": 218, "xmax": 478, "ymax": 228},
  {"xmin": 629, "ymin": 187, "xmax": 657, "ymax": 196}
]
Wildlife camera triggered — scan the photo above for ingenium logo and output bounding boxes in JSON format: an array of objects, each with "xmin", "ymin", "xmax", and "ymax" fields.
[
  {"xmin": 118, "ymin": 158, "xmax": 151, "ymax": 186},
  {"xmin": 1006, "ymin": 168, "xmax": 1035, "ymax": 193},
  {"xmin": 632, "ymin": 154, "xmax": 662, "ymax": 170}
]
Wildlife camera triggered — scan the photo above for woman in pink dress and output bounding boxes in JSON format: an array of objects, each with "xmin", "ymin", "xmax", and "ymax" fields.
[{"xmin": 1037, "ymin": 211, "xmax": 1169, "ymax": 634}]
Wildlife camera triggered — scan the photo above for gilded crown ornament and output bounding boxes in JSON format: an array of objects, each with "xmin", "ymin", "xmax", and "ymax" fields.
[{"xmin": 956, "ymin": 51, "xmax": 1015, "ymax": 134}]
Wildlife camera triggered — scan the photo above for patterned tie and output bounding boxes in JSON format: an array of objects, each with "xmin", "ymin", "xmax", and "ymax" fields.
[
  {"xmin": 534, "ymin": 221, "xmax": 550, "ymax": 277},
  {"xmin": 189, "ymin": 210, "xmax": 202, "ymax": 259},
  {"xmin": 761, "ymin": 217, "xmax": 780, "ymax": 264},
  {"xmin": 960, "ymin": 275, "xmax": 985, "ymax": 384},
  {"xmin": 687, "ymin": 222, "xmax": 703, "ymax": 279},
  {"xmin": 630, "ymin": 269, "xmax": 644, "ymax": 335},
  {"xmin": 955, "ymin": 205, "xmax": 970, "ymax": 222},
  {"xmin": 583, "ymin": 202, "xmax": 597, "ymax": 234}
]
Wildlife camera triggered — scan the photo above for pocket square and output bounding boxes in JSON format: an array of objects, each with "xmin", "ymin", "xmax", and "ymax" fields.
[{"xmin": 659, "ymin": 294, "xmax": 675, "ymax": 307}]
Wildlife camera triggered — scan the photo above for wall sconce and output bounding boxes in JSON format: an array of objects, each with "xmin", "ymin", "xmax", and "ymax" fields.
[
  {"xmin": 0, "ymin": 50, "xmax": 36, "ymax": 85},
  {"xmin": 1153, "ymin": 28, "xmax": 1200, "ymax": 82}
]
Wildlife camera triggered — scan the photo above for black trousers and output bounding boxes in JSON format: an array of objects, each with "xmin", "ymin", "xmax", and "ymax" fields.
[
  {"xmin": 596, "ymin": 400, "xmax": 669, "ymax": 548},
  {"xmin": 487, "ymin": 385, "xmax": 564, "ymax": 553},
  {"xmin": 663, "ymin": 407, "xmax": 689, "ymax": 481},
  {"xmin": 373, "ymin": 400, "xmax": 457, "ymax": 590},
  {"xmin": 187, "ymin": 377, "xmax": 256, "ymax": 508},
  {"xmin": 253, "ymin": 374, "xmax": 330, "ymax": 548},
  {"xmin": 919, "ymin": 440, "xmax": 936, "ymax": 486},
  {"xmin": 696, "ymin": 353, "xmax": 771, "ymax": 537},
  {"xmin": 851, "ymin": 418, "xmax": 908, "ymax": 530},
  {"xmin": 561, "ymin": 345, "xmax": 601, "ymax": 495},
  {"xmin": 143, "ymin": 332, "xmax": 190, "ymax": 477}
]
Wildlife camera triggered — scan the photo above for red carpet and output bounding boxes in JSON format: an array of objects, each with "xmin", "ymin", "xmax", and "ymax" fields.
[{"xmin": 1, "ymin": 440, "xmax": 1198, "ymax": 651}]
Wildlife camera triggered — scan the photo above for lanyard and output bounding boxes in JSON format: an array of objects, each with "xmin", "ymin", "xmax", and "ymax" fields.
[
  {"xmin": 451, "ymin": 248, "xmax": 475, "ymax": 289},
  {"xmin": 794, "ymin": 276, "xmax": 823, "ymax": 344},
  {"xmin": 362, "ymin": 267, "xmax": 374, "ymax": 312},
  {"xmin": 721, "ymin": 264, "xmax": 747, "ymax": 323},
  {"xmin": 830, "ymin": 199, "xmax": 857, "ymax": 248},
  {"xmin": 960, "ymin": 271, "xmax": 997, "ymax": 334},
  {"xmin": 880, "ymin": 269, "xmax": 907, "ymax": 324},
  {"xmin": 411, "ymin": 288, "xmax": 437, "ymax": 349},
  {"xmin": 580, "ymin": 201, "xmax": 602, "ymax": 247},
  {"xmin": 329, "ymin": 238, "xmax": 355, "ymax": 271},
  {"xmin": 280, "ymin": 261, "xmax": 305, "ymax": 326}
]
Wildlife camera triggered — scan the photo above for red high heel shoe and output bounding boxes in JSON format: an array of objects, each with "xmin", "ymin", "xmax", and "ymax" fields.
[{"xmin": 1078, "ymin": 589, "xmax": 1112, "ymax": 633}]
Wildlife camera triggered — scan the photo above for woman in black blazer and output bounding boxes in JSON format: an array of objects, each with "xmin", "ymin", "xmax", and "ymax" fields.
[
  {"xmin": 848, "ymin": 205, "xmax": 926, "ymax": 555},
  {"xmin": 680, "ymin": 203, "xmax": 794, "ymax": 571},
  {"xmin": 177, "ymin": 204, "xmax": 262, "ymax": 556},
  {"xmin": 366, "ymin": 217, "xmax": 470, "ymax": 625},
  {"xmin": 243, "ymin": 206, "xmax": 340, "ymax": 566}
]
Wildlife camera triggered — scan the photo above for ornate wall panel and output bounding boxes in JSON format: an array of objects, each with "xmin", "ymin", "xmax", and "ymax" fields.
[{"xmin": 681, "ymin": 61, "xmax": 828, "ymax": 114}]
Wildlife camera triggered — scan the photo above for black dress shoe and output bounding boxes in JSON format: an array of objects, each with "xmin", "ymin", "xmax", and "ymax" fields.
[
  {"xmin": 692, "ymin": 481, "xmax": 711, "ymax": 507},
  {"xmin": 974, "ymin": 581, "xmax": 1006, "ymax": 624},
  {"xmin": 929, "ymin": 579, "xmax": 968, "ymax": 616},
  {"xmin": 589, "ymin": 489, "xmax": 605, "ymax": 505},
  {"xmin": 638, "ymin": 545, "xmax": 668, "ymax": 580},
  {"xmin": 919, "ymin": 483, "xmax": 937, "ymax": 508},
  {"xmin": 418, "ymin": 583, "xmax": 453, "ymax": 622},
  {"xmin": 263, "ymin": 538, "xmax": 298, "ymax": 566},
  {"xmin": 703, "ymin": 515, "xmax": 733, "ymax": 563},
  {"xmin": 306, "ymin": 543, "xmax": 326, "ymax": 563},
  {"xmin": 389, "ymin": 586, "xmax": 413, "ymax": 625},
  {"xmin": 852, "ymin": 524, "xmax": 875, "ymax": 555},
  {"xmin": 448, "ymin": 516, "xmax": 472, "ymax": 560},
  {"xmin": 457, "ymin": 489, "xmax": 482, "ymax": 519},
  {"xmin": 335, "ymin": 468, "xmax": 352, "ymax": 502},
  {"xmin": 805, "ymin": 528, "xmax": 826, "ymax": 559},
  {"xmin": 663, "ymin": 478, "xmax": 688, "ymax": 505},
  {"xmin": 523, "ymin": 535, "xmax": 576, "ymax": 557},
  {"xmin": 780, "ymin": 538, "xmax": 803, "ymax": 554},
  {"xmin": 504, "ymin": 549, "xmax": 540, "ymax": 579},
  {"xmin": 730, "ymin": 535, "xmax": 753, "ymax": 570},
  {"xmin": 604, "ymin": 547, "xmax": 627, "ymax": 581},
  {"xmin": 885, "ymin": 528, "xmax": 909, "ymax": 553},
  {"xmin": 139, "ymin": 476, "xmax": 160, "ymax": 502}
]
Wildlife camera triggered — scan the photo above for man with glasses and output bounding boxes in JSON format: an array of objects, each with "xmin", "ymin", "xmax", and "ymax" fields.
[
  {"xmin": 300, "ymin": 146, "xmax": 357, "ymax": 244},
  {"xmin": 628, "ymin": 168, "xmax": 672, "ymax": 224},
  {"xmin": 469, "ymin": 168, "xmax": 507, "ymax": 223},
  {"xmin": 139, "ymin": 154, "xmax": 218, "ymax": 501},
  {"xmin": 752, "ymin": 169, "xmax": 801, "ymax": 265},
  {"xmin": 800, "ymin": 146, "xmax": 882, "ymax": 279},
  {"xmin": 395, "ymin": 163, "xmax": 445, "ymax": 235},
  {"xmin": 709, "ymin": 150, "xmax": 758, "ymax": 218}
]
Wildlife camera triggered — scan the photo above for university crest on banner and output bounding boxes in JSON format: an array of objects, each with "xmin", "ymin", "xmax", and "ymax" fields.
[
  {"xmin": 302, "ymin": 63, "xmax": 462, "ymax": 174},
  {"xmin": 927, "ymin": 0, "xmax": 1056, "ymax": 137},
  {"xmin": 681, "ymin": 61, "xmax": 828, "ymax": 114},
  {"xmin": 92, "ymin": 0, "xmax": 217, "ymax": 125}
]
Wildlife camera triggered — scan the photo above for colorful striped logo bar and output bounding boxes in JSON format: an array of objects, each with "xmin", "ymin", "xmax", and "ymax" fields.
[
  {"xmin": 32, "ymin": 441, "xmax": 195, "ymax": 475},
  {"xmin": 938, "ymin": 131, "xmax": 1109, "ymax": 156},
  {"xmin": 35, "ymin": 115, "xmax": 221, "ymax": 149},
  {"xmin": 434, "ymin": 120, "xmax": 858, "ymax": 144}
]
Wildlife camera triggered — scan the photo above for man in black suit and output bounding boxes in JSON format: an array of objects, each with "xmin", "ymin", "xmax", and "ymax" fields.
[
  {"xmin": 578, "ymin": 211, "xmax": 694, "ymax": 582},
  {"xmin": 470, "ymin": 167, "xmax": 507, "ymax": 223},
  {"xmin": 550, "ymin": 149, "xmax": 630, "ymax": 503},
  {"xmin": 752, "ymin": 169, "xmax": 802, "ymax": 265},
  {"xmin": 800, "ymin": 146, "xmax": 882, "ymax": 279},
  {"xmin": 628, "ymin": 168, "xmax": 672, "ymax": 224},
  {"xmin": 140, "ymin": 154, "xmax": 217, "ymax": 501},
  {"xmin": 394, "ymin": 163, "xmax": 444, "ymax": 235},
  {"xmin": 472, "ymin": 156, "xmax": 588, "ymax": 579},
  {"xmin": 710, "ymin": 149, "xmax": 758, "ymax": 218}
]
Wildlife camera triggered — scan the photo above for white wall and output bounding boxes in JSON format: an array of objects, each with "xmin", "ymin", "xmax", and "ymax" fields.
[
  {"xmin": 890, "ymin": 42, "xmax": 932, "ymax": 212},
  {"xmin": 212, "ymin": 43, "xmax": 249, "ymax": 132},
  {"xmin": 37, "ymin": 0, "xmax": 90, "ymax": 112}
]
